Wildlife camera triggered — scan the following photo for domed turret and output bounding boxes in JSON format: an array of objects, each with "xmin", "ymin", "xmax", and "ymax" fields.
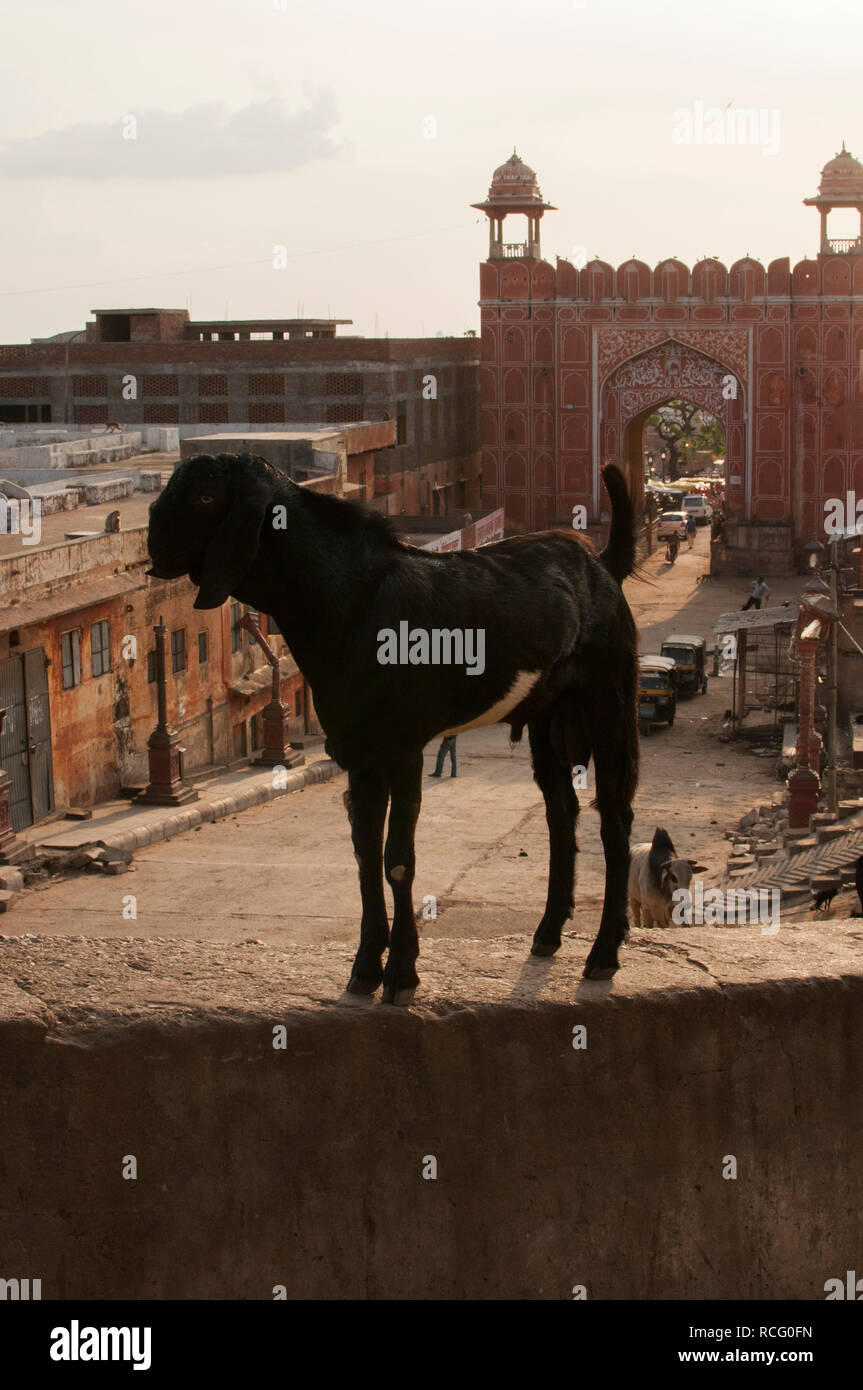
[
  {"xmin": 817, "ymin": 142, "xmax": 863, "ymax": 199},
  {"xmin": 804, "ymin": 144, "xmax": 863, "ymax": 255},
  {"xmin": 472, "ymin": 150, "xmax": 556, "ymax": 261}
]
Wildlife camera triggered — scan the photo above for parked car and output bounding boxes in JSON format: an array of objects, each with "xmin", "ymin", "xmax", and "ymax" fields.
[
  {"xmin": 660, "ymin": 634, "xmax": 709, "ymax": 696},
  {"xmin": 682, "ymin": 494, "xmax": 713, "ymax": 525},
  {"xmin": 657, "ymin": 510, "xmax": 688, "ymax": 540},
  {"xmin": 638, "ymin": 655, "xmax": 678, "ymax": 735}
]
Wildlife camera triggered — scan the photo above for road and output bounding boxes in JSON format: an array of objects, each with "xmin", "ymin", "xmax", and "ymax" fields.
[{"xmin": 7, "ymin": 526, "xmax": 807, "ymax": 948}]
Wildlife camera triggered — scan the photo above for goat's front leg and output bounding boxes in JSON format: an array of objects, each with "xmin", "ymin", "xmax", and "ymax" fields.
[
  {"xmin": 344, "ymin": 768, "xmax": 390, "ymax": 995},
  {"xmin": 528, "ymin": 714, "xmax": 583, "ymax": 957},
  {"xmin": 382, "ymin": 751, "xmax": 423, "ymax": 1006}
]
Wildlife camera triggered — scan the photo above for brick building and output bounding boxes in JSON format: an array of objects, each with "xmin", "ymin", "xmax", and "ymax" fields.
[
  {"xmin": 0, "ymin": 312, "xmax": 481, "ymax": 517},
  {"xmin": 0, "ymin": 504, "xmax": 316, "ymax": 827},
  {"xmin": 477, "ymin": 147, "xmax": 863, "ymax": 571}
]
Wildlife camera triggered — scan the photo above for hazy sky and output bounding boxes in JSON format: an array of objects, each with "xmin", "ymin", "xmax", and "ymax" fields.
[{"xmin": 1, "ymin": 0, "xmax": 860, "ymax": 344}]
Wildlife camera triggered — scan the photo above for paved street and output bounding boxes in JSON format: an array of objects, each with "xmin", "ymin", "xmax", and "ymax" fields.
[{"xmin": 7, "ymin": 527, "xmax": 807, "ymax": 947}]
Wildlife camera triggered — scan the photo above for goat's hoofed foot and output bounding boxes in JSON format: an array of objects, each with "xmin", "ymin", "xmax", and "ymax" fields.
[
  {"xmin": 381, "ymin": 984, "xmax": 418, "ymax": 1007},
  {"xmin": 530, "ymin": 916, "xmax": 564, "ymax": 957},
  {"xmin": 530, "ymin": 939, "xmax": 560, "ymax": 958},
  {"xmin": 583, "ymin": 961, "xmax": 618, "ymax": 980},
  {"xmin": 582, "ymin": 939, "xmax": 621, "ymax": 980},
  {"xmin": 381, "ymin": 958, "xmax": 420, "ymax": 1006},
  {"xmin": 346, "ymin": 973, "xmax": 382, "ymax": 996}
]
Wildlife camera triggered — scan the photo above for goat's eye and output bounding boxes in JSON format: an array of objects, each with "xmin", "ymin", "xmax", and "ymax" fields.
[{"xmin": 200, "ymin": 494, "xmax": 214, "ymax": 504}]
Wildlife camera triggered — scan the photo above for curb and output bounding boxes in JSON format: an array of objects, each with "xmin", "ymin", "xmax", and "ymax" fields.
[{"xmin": 37, "ymin": 758, "xmax": 343, "ymax": 857}]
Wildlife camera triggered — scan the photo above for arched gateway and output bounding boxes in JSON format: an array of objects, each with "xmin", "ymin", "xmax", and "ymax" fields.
[
  {"xmin": 476, "ymin": 147, "xmax": 863, "ymax": 573},
  {"xmin": 600, "ymin": 335, "xmax": 745, "ymax": 513}
]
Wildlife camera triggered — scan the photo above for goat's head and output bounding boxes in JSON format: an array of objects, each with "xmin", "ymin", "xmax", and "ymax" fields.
[
  {"xmin": 658, "ymin": 858, "xmax": 707, "ymax": 895},
  {"xmin": 147, "ymin": 452, "xmax": 286, "ymax": 610},
  {"xmin": 659, "ymin": 857, "xmax": 708, "ymax": 924}
]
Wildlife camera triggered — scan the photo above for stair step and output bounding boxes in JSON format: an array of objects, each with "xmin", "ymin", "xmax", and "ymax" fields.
[
  {"xmin": 788, "ymin": 837, "xmax": 818, "ymax": 856},
  {"xmin": 817, "ymin": 824, "xmax": 850, "ymax": 844}
]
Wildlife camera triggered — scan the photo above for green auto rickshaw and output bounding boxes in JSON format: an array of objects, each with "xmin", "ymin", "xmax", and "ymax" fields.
[
  {"xmin": 638, "ymin": 655, "xmax": 678, "ymax": 735},
  {"xmin": 660, "ymin": 633, "xmax": 709, "ymax": 697}
]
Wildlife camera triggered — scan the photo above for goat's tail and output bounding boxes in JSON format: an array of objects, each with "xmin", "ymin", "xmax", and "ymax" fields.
[{"xmin": 599, "ymin": 464, "xmax": 636, "ymax": 584}]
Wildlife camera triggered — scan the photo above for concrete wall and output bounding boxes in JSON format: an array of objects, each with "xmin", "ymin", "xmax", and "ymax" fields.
[
  {"xmin": 1, "ymin": 926, "xmax": 861, "ymax": 1299},
  {"xmin": 0, "ymin": 433, "xmax": 144, "ymax": 473}
]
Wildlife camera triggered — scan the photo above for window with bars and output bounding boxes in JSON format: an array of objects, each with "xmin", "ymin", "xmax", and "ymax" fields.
[
  {"xmin": 249, "ymin": 401, "xmax": 285, "ymax": 423},
  {"xmin": 142, "ymin": 375, "xmax": 179, "ymax": 397},
  {"xmin": 198, "ymin": 631, "xmax": 208, "ymax": 665},
  {"xmin": 144, "ymin": 403, "xmax": 180, "ymax": 424},
  {"xmin": 72, "ymin": 375, "xmax": 108, "ymax": 397},
  {"xmin": 61, "ymin": 630, "xmax": 83, "ymax": 689},
  {"xmin": 90, "ymin": 619, "xmax": 111, "ymax": 677},
  {"xmin": 170, "ymin": 629, "xmax": 186, "ymax": 673},
  {"xmin": 147, "ymin": 650, "xmax": 156, "ymax": 683},
  {"xmin": 325, "ymin": 372, "xmax": 363, "ymax": 395},
  {"xmin": 326, "ymin": 401, "xmax": 363, "ymax": 424},
  {"xmin": 248, "ymin": 374, "xmax": 284, "ymax": 395},
  {"xmin": 199, "ymin": 375, "xmax": 228, "ymax": 396},
  {"xmin": 1, "ymin": 376, "xmax": 51, "ymax": 397}
]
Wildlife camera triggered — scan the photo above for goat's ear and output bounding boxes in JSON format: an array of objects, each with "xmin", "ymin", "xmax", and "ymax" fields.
[
  {"xmin": 688, "ymin": 861, "xmax": 707, "ymax": 873},
  {"xmin": 193, "ymin": 469, "xmax": 272, "ymax": 610}
]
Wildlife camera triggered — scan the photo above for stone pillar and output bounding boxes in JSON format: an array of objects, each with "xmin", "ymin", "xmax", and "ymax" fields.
[
  {"xmin": 239, "ymin": 614, "xmax": 304, "ymax": 769},
  {"xmin": 134, "ymin": 620, "xmax": 199, "ymax": 806}
]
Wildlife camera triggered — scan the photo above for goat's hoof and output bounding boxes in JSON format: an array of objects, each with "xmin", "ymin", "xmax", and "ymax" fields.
[
  {"xmin": 582, "ymin": 961, "xmax": 618, "ymax": 980},
  {"xmin": 346, "ymin": 974, "xmax": 381, "ymax": 996},
  {"xmin": 381, "ymin": 985, "xmax": 417, "ymax": 1007},
  {"xmin": 530, "ymin": 941, "xmax": 560, "ymax": 957}
]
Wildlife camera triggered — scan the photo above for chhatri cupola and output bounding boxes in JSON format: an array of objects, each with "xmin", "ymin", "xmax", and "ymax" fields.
[
  {"xmin": 804, "ymin": 143, "xmax": 863, "ymax": 255},
  {"xmin": 472, "ymin": 150, "xmax": 555, "ymax": 261}
]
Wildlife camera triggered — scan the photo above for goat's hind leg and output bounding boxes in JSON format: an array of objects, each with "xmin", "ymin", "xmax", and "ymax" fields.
[
  {"xmin": 583, "ymin": 710, "xmax": 636, "ymax": 980},
  {"xmin": 528, "ymin": 713, "xmax": 585, "ymax": 958},
  {"xmin": 381, "ymin": 751, "xmax": 423, "ymax": 1005},
  {"xmin": 344, "ymin": 768, "xmax": 390, "ymax": 995}
]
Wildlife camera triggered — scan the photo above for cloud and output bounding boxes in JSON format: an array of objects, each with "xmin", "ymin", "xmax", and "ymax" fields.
[{"xmin": 0, "ymin": 89, "xmax": 342, "ymax": 179}]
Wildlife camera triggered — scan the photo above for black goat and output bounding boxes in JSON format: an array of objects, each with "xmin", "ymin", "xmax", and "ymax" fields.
[
  {"xmin": 812, "ymin": 886, "xmax": 838, "ymax": 914},
  {"xmin": 147, "ymin": 452, "xmax": 639, "ymax": 1003}
]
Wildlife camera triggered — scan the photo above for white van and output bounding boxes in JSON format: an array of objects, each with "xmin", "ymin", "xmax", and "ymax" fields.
[{"xmin": 682, "ymin": 494, "xmax": 713, "ymax": 525}]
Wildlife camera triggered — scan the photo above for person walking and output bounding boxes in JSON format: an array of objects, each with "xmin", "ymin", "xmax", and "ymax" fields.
[
  {"xmin": 741, "ymin": 576, "xmax": 771, "ymax": 611},
  {"xmin": 665, "ymin": 532, "xmax": 679, "ymax": 565},
  {"xmin": 685, "ymin": 514, "xmax": 698, "ymax": 550},
  {"xmin": 430, "ymin": 734, "xmax": 457, "ymax": 778}
]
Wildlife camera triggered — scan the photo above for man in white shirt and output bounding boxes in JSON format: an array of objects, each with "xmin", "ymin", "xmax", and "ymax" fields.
[{"xmin": 741, "ymin": 576, "xmax": 771, "ymax": 611}]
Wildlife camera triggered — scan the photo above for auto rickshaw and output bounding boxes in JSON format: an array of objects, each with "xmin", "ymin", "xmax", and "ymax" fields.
[
  {"xmin": 660, "ymin": 634, "xmax": 709, "ymax": 697},
  {"xmin": 638, "ymin": 655, "xmax": 678, "ymax": 735}
]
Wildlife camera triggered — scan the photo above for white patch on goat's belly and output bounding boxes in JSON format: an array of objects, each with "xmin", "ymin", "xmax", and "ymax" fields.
[{"xmin": 437, "ymin": 670, "xmax": 542, "ymax": 737}]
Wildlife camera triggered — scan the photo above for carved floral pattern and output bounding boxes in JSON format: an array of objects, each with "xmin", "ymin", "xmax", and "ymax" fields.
[{"xmin": 596, "ymin": 326, "xmax": 749, "ymax": 384}]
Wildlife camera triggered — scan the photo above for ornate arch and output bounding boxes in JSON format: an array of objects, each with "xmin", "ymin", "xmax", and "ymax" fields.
[{"xmin": 599, "ymin": 337, "xmax": 747, "ymax": 513}]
